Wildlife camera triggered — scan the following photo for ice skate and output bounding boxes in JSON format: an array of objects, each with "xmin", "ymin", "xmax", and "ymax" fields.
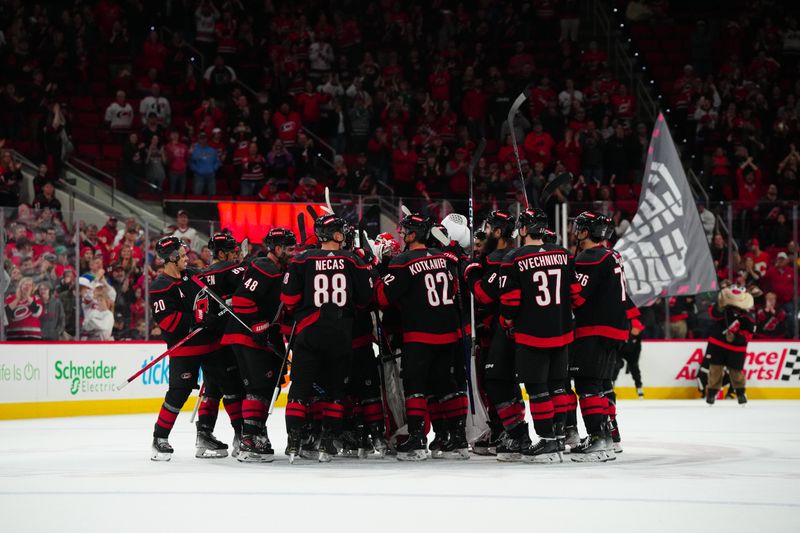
[
  {"xmin": 705, "ymin": 388, "xmax": 718, "ymax": 406},
  {"xmin": 396, "ymin": 433, "xmax": 428, "ymax": 461},
  {"xmin": 299, "ymin": 432, "xmax": 321, "ymax": 460},
  {"xmin": 337, "ymin": 429, "xmax": 361, "ymax": 458},
  {"xmin": 496, "ymin": 430, "xmax": 531, "ymax": 463},
  {"xmin": 636, "ymin": 387, "xmax": 644, "ymax": 399},
  {"xmin": 151, "ymin": 437, "xmax": 173, "ymax": 461},
  {"xmin": 472, "ymin": 430, "xmax": 501, "ymax": 456},
  {"xmin": 317, "ymin": 433, "xmax": 338, "ymax": 463},
  {"xmin": 237, "ymin": 432, "xmax": 274, "ymax": 463},
  {"xmin": 521, "ymin": 438, "xmax": 562, "ymax": 464},
  {"xmin": 570, "ymin": 434, "xmax": 610, "ymax": 463},
  {"xmin": 554, "ymin": 421, "xmax": 567, "ymax": 453},
  {"xmin": 195, "ymin": 430, "xmax": 229, "ymax": 458},
  {"xmin": 360, "ymin": 424, "xmax": 388, "ymax": 459},
  {"xmin": 428, "ymin": 432, "xmax": 448, "ymax": 459},
  {"xmin": 231, "ymin": 430, "xmax": 242, "ymax": 459},
  {"xmin": 563, "ymin": 425, "xmax": 581, "ymax": 453},
  {"xmin": 285, "ymin": 430, "xmax": 302, "ymax": 464},
  {"xmin": 439, "ymin": 425, "xmax": 470, "ymax": 460}
]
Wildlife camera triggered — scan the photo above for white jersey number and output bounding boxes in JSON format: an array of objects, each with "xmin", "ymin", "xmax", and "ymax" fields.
[
  {"xmin": 532, "ymin": 269, "xmax": 562, "ymax": 306},
  {"xmin": 424, "ymin": 272, "xmax": 455, "ymax": 307},
  {"xmin": 314, "ymin": 273, "xmax": 347, "ymax": 307}
]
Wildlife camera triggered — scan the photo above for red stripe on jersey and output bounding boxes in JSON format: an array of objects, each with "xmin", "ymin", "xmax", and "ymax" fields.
[
  {"xmin": 708, "ymin": 305, "xmax": 724, "ymax": 320},
  {"xmin": 514, "ymin": 330, "xmax": 574, "ymax": 348},
  {"xmin": 159, "ymin": 311, "xmax": 182, "ymax": 333},
  {"xmin": 575, "ymin": 251, "xmax": 612, "ymax": 266},
  {"xmin": 231, "ymin": 295, "xmax": 257, "ymax": 314},
  {"xmin": 295, "ymin": 309, "xmax": 321, "ymax": 334},
  {"xmin": 574, "ymin": 325, "xmax": 629, "ymax": 341},
  {"xmin": 742, "ymin": 330, "xmax": 753, "ymax": 342},
  {"xmin": 375, "ymin": 280, "xmax": 390, "ymax": 309},
  {"xmin": 280, "ymin": 292, "xmax": 302, "ymax": 309},
  {"xmin": 169, "ymin": 340, "xmax": 222, "ymax": 356},
  {"xmin": 631, "ymin": 318, "xmax": 644, "ymax": 330},
  {"xmin": 626, "ymin": 306, "xmax": 641, "ymax": 319},
  {"xmin": 500, "ymin": 289, "xmax": 521, "ymax": 306},
  {"xmin": 572, "ymin": 293, "xmax": 586, "ymax": 308},
  {"xmin": 149, "ymin": 279, "xmax": 181, "ymax": 294},
  {"xmin": 352, "ymin": 333, "xmax": 374, "ymax": 349},
  {"xmin": 474, "ymin": 280, "xmax": 493, "ymax": 305},
  {"xmin": 670, "ymin": 313, "xmax": 688, "ymax": 322},
  {"xmin": 708, "ymin": 336, "xmax": 747, "ymax": 352},
  {"xmin": 403, "ymin": 330, "xmax": 461, "ymax": 345},
  {"xmin": 220, "ymin": 332, "xmax": 261, "ymax": 350}
]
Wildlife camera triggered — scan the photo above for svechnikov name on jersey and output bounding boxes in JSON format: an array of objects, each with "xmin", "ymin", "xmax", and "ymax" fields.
[{"xmin": 514, "ymin": 250, "xmax": 569, "ymax": 272}]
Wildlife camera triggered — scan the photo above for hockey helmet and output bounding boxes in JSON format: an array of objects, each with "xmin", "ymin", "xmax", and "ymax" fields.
[
  {"xmin": 484, "ymin": 209, "xmax": 516, "ymax": 239},
  {"xmin": 374, "ymin": 231, "xmax": 401, "ymax": 258},
  {"xmin": 263, "ymin": 227, "xmax": 297, "ymax": 251},
  {"xmin": 542, "ymin": 228, "xmax": 558, "ymax": 244},
  {"xmin": 208, "ymin": 232, "xmax": 239, "ymax": 254},
  {"xmin": 398, "ymin": 213, "xmax": 433, "ymax": 242},
  {"xmin": 314, "ymin": 214, "xmax": 347, "ymax": 243},
  {"xmin": 155, "ymin": 236, "xmax": 183, "ymax": 263},
  {"xmin": 573, "ymin": 211, "xmax": 613, "ymax": 241},
  {"xmin": 517, "ymin": 207, "xmax": 549, "ymax": 237}
]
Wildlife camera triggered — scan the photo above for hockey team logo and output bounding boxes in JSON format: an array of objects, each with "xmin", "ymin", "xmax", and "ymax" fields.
[
  {"xmin": 53, "ymin": 360, "xmax": 118, "ymax": 395},
  {"xmin": 675, "ymin": 348, "xmax": 791, "ymax": 382}
]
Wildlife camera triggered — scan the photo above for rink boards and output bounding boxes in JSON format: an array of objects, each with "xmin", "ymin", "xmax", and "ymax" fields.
[{"xmin": 1, "ymin": 340, "xmax": 799, "ymax": 419}]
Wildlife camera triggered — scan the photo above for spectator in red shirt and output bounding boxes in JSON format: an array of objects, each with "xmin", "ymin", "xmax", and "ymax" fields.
[
  {"xmin": 295, "ymin": 81, "xmax": 328, "ymax": 127},
  {"xmin": 164, "ymin": 131, "xmax": 189, "ymax": 194},
  {"xmin": 555, "ymin": 127, "xmax": 582, "ymax": 175},
  {"xmin": 762, "ymin": 253, "xmax": 795, "ymax": 305},
  {"xmin": 735, "ymin": 156, "xmax": 763, "ymax": 211},
  {"xmin": 508, "ymin": 41, "xmax": 535, "ymax": 79},
  {"xmin": 96, "ymin": 216, "xmax": 119, "ymax": 255},
  {"xmin": 142, "ymin": 29, "xmax": 167, "ymax": 73},
  {"xmin": 611, "ymin": 84, "xmax": 636, "ymax": 120},
  {"xmin": 462, "ymin": 78, "xmax": 488, "ymax": 139},
  {"xmin": 445, "ymin": 147, "xmax": 470, "ymax": 196},
  {"xmin": 391, "ymin": 138, "xmax": 418, "ymax": 196},
  {"xmin": 272, "ymin": 102, "xmax": 302, "ymax": 148},
  {"xmin": 743, "ymin": 238, "xmax": 770, "ymax": 277},
  {"xmin": 756, "ymin": 292, "xmax": 788, "ymax": 339},
  {"xmin": 4, "ymin": 277, "xmax": 42, "ymax": 340},
  {"xmin": 428, "ymin": 61, "xmax": 452, "ymax": 101},
  {"xmin": 523, "ymin": 120, "xmax": 555, "ymax": 168}
]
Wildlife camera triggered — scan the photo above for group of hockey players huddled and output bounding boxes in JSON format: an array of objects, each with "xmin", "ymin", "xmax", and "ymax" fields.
[{"xmin": 149, "ymin": 205, "xmax": 641, "ymax": 464}]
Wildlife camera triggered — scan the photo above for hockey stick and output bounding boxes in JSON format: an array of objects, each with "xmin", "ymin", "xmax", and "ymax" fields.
[
  {"xmin": 297, "ymin": 212, "xmax": 308, "ymax": 244},
  {"xmin": 465, "ymin": 140, "xmax": 486, "ymax": 416},
  {"xmin": 240, "ymin": 238, "xmax": 249, "ymax": 258},
  {"xmin": 116, "ymin": 326, "xmax": 205, "ymax": 390},
  {"xmin": 268, "ymin": 321, "xmax": 298, "ymax": 416},
  {"xmin": 306, "ymin": 205, "xmax": 319, "ymax": 221},
  {"xmin": 190, "ymin": 274, "xmax": 253, "ymax": 333},
  {"xmin": 430, "ymin": 226, "xmax": 477, "ymax": 415},
  {"xmin": 189, "ymin": 382, "xmax": 205, "ymax": 424},
  {"xmin": 507, "ymin": 90, "xmax": 530, "ymax": 208},
  {"xmin": 323, "ymin": 186, "xmax": 334, "ymax": 215},
  {"xmin": 539, "ymin": 172, "xmax": 573, "ymax": 206}
]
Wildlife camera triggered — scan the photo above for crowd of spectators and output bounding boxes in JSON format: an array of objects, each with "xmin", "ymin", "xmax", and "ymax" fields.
[{"xmin": 1, "ymin": 0, "xmax": 800, "ymax": 339}]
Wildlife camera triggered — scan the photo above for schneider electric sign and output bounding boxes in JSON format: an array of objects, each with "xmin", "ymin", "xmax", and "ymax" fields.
[{"xmin": 53, "ymin": 359, "xmax": 118, "ymax": 395}]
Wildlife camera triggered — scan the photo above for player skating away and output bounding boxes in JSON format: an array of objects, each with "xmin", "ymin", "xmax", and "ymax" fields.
[
  {"xmin": 615, "ymin": 312, "xmax": 645, "ymax": 399},
  {"xmin": 497, "ymin": 208, "xmax": 577, "ymax": 463},
  {"xmin": 705, "ymin": 285, "xmax": 755, "ymax": 405},
  {"xmin": 280, "ymin": 215, "xmax": 373, "ymax": 463},
  {"xmin": 220, "ymin": 228, "xmax": 296, "ymax": 462},
  {"xmin": 463, "ymin": 210, "xmax": 518, "ymax": 456},
  {"xmin": 569, "ymin": 212, "xmax": 637, "ymax": 462},
  {"xmin": 192, "ymin": 233, "xmax": 248, "ymax": 458},
  {"xmin": 149, "ymin": 237, "xmax": 245, "ymax": 461},
  {"xmin": 375, "ymin": 214, "xmax": 469, "ymax": 461}
]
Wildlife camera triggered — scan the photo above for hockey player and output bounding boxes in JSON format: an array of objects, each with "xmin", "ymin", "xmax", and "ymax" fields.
[
  {"xmin": 280, "ymin": 214, "xmax": 373, "ymax": 462},
  {"xmin": 192, "ymin": 233, "xmax": 247, "ymax": 458},
  {"xmin": 149, "ymin": 237, "xmax": 246, "ymax": 461},
  {"xmin": 375, "ymin": 213, "xmax": 469, "ymax": 461},
  {"xmin": 569, "ymin": 211, "xmax": 636, "ymax": 462},
  {"xmin": 220, "ymin": 228, "xmax": 296, "ymax": 462},
  {"xmin": 463, "ymin": 210, "xmax": 518, "ymax": 456},
  {"xmin": 705, "ymin": 285, "xmax": 755, "ymax": 405},
  {"xmin": 497, "ymin": 208, "xmax": 577, "ymax": 463}
]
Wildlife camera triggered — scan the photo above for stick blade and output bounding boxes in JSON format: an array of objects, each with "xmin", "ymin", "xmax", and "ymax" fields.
[
  {"xmin": 540, "ymin": 172, "xmax": 573, "ymax": 206},
  {"xmin": 306, "ymin": 205, "xmax": 319, "ymax": 220}
]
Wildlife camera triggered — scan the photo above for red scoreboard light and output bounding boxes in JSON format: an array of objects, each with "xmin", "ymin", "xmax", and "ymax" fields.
[{"xmin": 217, "ymin": 202, "xmax": 326, "ymax": 243}]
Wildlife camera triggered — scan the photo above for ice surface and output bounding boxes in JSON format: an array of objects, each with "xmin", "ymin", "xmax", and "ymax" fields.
[{"xmin": 1, "ymin": 400, "xmax": 799, "ymax": 533}]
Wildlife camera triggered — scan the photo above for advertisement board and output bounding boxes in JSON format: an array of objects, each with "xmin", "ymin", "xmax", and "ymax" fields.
[{"xmin": 1, "ymin": 340, "xmax": 799, "ymax": 419}]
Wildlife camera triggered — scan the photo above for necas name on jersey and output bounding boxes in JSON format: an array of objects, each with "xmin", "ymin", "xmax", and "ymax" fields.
[{"xmin": 315, "ymin": 258, "xmax": 345, "ymax": 271}]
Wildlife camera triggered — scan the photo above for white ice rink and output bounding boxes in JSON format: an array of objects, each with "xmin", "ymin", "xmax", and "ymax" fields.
[{"xmin": 1, "ymin": 400, "xmax": 798, "ymax": 533}]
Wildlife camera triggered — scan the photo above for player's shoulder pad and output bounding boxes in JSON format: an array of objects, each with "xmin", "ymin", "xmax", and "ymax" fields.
[
  {"xmin": 575, "ymin": 246, "xmax": 612, "ymax": 265},
  {"xmin": 486, "ymin": 248, "xmax": 508, "ymax": 264},
  {"xmin": 250, "ymin": 256, "xmax": 281, "ymax": 274}
]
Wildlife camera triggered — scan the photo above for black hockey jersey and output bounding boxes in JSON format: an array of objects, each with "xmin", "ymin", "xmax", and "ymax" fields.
[
  {"xmin": 465, "ymin": 247, "xmax": 511, "ymax": 316},
  {"xmin": 376, "ymin": 247, "xmax": 462, "ymax": 345},
  {"xmin": 707, "ymin": 304, "xmax": 755, "ymax": 354},
  {"xmin": 572, "ymin": 245, "xmax": 636, "ymax": 341},
  {"xmin": 149, "ymin": 268, "xmax": 218, "ymax": 356},
  {"xmin": 499, "ymin": 244, "xmax": 577, "ymax": 348},
  {"xmin": 195, "ymin": 259, "xmax": 247, "ymax": 338},
  {"xmin": 221, "ymin": 256, "xmax": 283, "ymax": 350},
  {"xmin": 280, "ymin": 248, "xmax": 373, "ymax": 334}
]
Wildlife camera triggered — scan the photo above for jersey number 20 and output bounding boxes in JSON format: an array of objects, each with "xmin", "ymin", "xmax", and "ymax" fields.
[{"xmin": 314, "ymin": 273, "xmax": 347, "ymax": 306}]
